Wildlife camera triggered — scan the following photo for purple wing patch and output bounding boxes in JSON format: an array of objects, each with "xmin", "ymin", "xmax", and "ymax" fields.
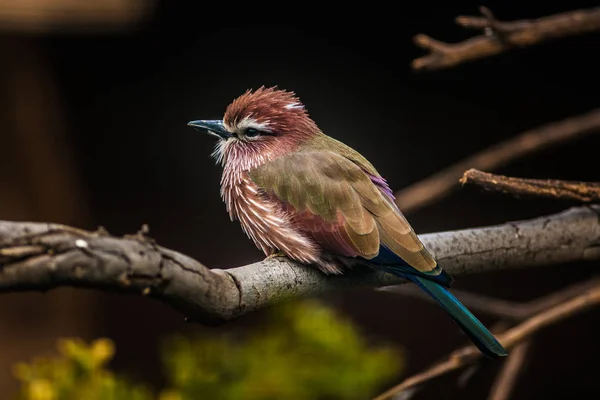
[{"xmin": 367, "ymin": 173, "xmax": 397, "ymax": 203}]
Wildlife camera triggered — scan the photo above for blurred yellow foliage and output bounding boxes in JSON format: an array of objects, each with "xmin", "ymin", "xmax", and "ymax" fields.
[
  {"xmin": 13, "ymin": 338, "xmax": 151, "ymax": 400},
  {"xmin": 14, "ymin": 300, "xmax": 403, "ymax": 400}
]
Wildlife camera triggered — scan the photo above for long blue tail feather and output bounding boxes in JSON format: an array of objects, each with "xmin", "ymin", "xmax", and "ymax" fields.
[
  {"xmin": 406, "ymin": 274, "xmax": 507, "ymax": 358},
  {"xmin": 370, "ymin": 246, "xmax": 507, "ymax": 358},
  {"xmin": 369, "ymin": 245, "xmax": 508, "ymax": 358},
  {"xmin": 381, "ymin": 267, "xmax": 508, "ymax": 358}
]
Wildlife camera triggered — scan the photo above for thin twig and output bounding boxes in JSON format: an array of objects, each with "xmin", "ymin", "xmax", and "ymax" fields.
[
  {"xmin": 461, "ymin": 169, "xmax": 600, "ymax": 202},
  {"xmin": 394, "ymin": 108, "xmax": 600, "ymax": 213},
  {"xmin": 373, "ymin": 284, "xmax": 600, "ymax": 400},
  {"xmin": 413, "ymin": 6, "xmax": 600, "ymax": 70},
  {"xmin": 379, "ymin": 277, "xmax": 600, "ymax": 320},
  {"xmin": 381, "ymin": 274, "xmax": 600, "ymax": 399},
  {"xmin": 487, "ymin": 340, "xmax": 532, "ymax": 400}
]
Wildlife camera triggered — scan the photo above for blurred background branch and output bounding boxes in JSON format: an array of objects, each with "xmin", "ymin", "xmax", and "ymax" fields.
[
  {"xmin": 487, "ymin": 340, "xmax": 532, "ymax": 400},
  {"xmin": 395, "ymin": 108, "xmax": 600, "ymax": 213},
  {"xmin": 374, "ymin": 280, "xmax": 600, "ymax": 400},
  {"xmin": 380, "ymin": 276, "xmax": 600, "ymax": 321},
  {"xmin": 0, "ymin": 0, "xmax": 157, "ymax": 33}
]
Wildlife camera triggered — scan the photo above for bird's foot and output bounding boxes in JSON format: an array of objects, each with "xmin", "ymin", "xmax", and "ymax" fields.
[{"xmin": 264, "ymin": 251, "xmax": 286, "ymax": 261}]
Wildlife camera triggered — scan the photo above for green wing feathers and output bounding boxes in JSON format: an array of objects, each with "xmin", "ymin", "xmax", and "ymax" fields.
[
  {"xmin": 250, "ymin": 151, "xmax": 379, "ymax": 258},
  {"xmin": 248, "ymin": 149, "xmax": 437, "ymax": 273}
]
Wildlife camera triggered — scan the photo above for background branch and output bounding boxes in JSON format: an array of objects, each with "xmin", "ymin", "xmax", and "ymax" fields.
[
  {"xmin": 487, "ymin": 340, "xmax": 531, "ymax": 400},
  {"xmin": 394, "ymin": 108, "xmax": 600, "ymax": 213},
  {"xmin": 461, "ymin": 168, "xmax": 600, "ymax": 202},
  {"xmin": 373, "ymin": 282, "xmax": 600, "ymax": 400},
  {"xmin": 0, "ymin": 206, "xmax": 599, "ymax": 325},
  {"xmin": 380, "ymin": 276, "xmax": 600, "ymax": 398},
  {"xmin": 413, "ymin": 6, "xmax": 600, "ymax": 70},
  {"xmin": 381, "ymin": 276, "xmax": 600, "ymax": 320},
  {"xmin": 0, "ymin": 0, "xmax": 157, "ymax": 33}
]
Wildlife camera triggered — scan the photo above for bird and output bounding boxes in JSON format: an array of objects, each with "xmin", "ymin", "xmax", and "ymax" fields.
[{"xmin": 187, "ymin": 86, "xmax": 507, "ymax": 358}]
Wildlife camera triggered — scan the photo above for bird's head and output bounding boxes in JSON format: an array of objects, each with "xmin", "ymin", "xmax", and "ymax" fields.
[{"xmin": 188, "ymin": 86, "xmax": 319, "ymax": 168}]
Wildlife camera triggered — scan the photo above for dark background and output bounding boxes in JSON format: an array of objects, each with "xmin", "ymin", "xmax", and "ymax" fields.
[{"xmin": 1, "ymin": 0, "xmax": 599, "ymax": 398}]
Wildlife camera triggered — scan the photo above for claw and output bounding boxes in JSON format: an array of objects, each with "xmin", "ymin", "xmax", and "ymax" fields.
[{"xmin": 264, "ymin": 251, "xmax": 286, "ymax": 261}]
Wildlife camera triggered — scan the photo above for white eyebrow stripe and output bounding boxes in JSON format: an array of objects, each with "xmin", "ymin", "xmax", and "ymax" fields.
[{"xmin": 236, "ymin": 116, "xmax": 272, "ymax": 132}]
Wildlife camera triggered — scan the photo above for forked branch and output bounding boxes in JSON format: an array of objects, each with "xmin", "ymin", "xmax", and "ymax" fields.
[
  {"xmin": 379, "ymin": 272, "xmax": 600, "ymax": 399},
  {"xmin": 373, "ymin": 281, "xmax": 600, "ymax": 400},
  {"xmin": 413, "ymin": 6, "xmax": 600, "ymax": 70}
]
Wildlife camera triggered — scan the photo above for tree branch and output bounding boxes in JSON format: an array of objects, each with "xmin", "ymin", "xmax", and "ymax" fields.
[
  {"xmin": 380, "ymin": 269, "xmax": 600, "ymax": 398},
  {"xmin": 461, "ymin": 169, "xmax": 600, "ymax": 202},
  {"xmin": 395, "ymin": 108, "xmax": 600, "ymax": 213},
  {"xmin": 373, "ymin": 282, "xmax": 600, "ymax": 400},
  {"xmin": 0, "ymin": 206, "xmax": 599, "ymax": 324},
  {"xmin": 413, "ymin": 6, "xmax": 600, "ymax": 70},
  {"xmin": 487, "ymin": 340, "xmax": 531, "ymax": 400}
]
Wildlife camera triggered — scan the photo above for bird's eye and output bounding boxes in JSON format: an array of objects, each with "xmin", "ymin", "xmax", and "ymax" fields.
[{"xmin": 244, "ymin": 128, "xmax": 260, "ymax": 137}]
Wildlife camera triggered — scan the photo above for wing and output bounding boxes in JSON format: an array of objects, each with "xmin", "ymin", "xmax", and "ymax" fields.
[{"xmin": 248, "ymin": 150, "xmax": 438, "ymax": 273}]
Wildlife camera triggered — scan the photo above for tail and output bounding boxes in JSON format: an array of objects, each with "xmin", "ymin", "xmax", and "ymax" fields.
[
  {"xmin": 378, "ymin": 263, "xmax": 507, "ymax": 358},
  {"xmin": 408, "ymin": 274, "xmax": 507, "ymax": 358},
  {"xmin": 370, "ymin": 247, "xmax": 507, "ymax": 357}
]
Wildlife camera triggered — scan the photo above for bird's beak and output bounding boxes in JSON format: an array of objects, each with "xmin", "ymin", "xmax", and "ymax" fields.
[{"xmin": 187, "ymin": 120, "xmax": 233, "ymax": 140}]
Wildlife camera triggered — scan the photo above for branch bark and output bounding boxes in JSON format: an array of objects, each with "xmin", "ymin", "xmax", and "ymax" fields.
[
  {"xmin": 461, "ymin": 169, "xmax": 600, "ymax": 202},
  {"xmin": 413, "ymin": 6, "xmax": 600, "ymax": 70},
  {"xmin": 373, "ymin": 282, "xmax": 600, "ymax": 400},
  {"xmin": 394, "ymin": 108, "xmax": 600, "ymax": 213},
  {"xmin": 0, "ymin": 206, "xmax": 599, "ymax": 324}
]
